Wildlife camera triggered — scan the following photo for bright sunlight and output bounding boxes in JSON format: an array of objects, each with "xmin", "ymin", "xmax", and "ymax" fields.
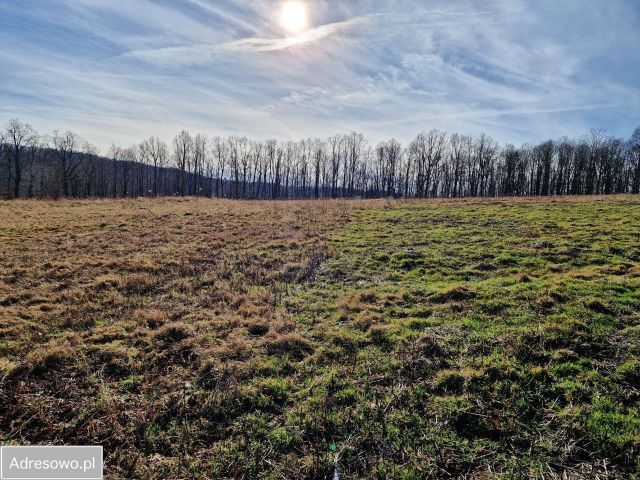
[{"xmin": 280, "ymin": 1, "xmax": 307, "ymax": 34}]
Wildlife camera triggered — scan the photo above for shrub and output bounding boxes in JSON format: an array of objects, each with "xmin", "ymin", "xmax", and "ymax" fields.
[
  {"xmin": 120, "ymin": 375, "xmax": 142, "ymax": 392},
  {"xmin": 359, "ymin": 290, "xmax": 379, "ymax": 304},
  {"xmin": 269, "ymin": 427, "xmax": 294, "ymax": 452},
  {"xmin": 329, "ymin": 329, "xmax": 366, "ymax": 356},
  {"xmin": 0, "ymin": 358, "xmax": 17, "ymax": 380},
  {"xmin": 253, "ymin": 377, "xmax": 289, "ymax": 410},
  {"xmin": 88, "ymin": 343, "xmax": 137, "ymax": 377}
]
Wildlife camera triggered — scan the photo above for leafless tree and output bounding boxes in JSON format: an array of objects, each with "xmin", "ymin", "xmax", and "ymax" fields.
[
  {"xmin": 25, "ymin": 133, "xmax": 42, "ymax": 198},
  {"xmin": 212, "ymin": 136, "xmax": 228, "ymax": 198},
  {"xmin": 79, "ymin": 142, "xmax": 99, "ymax": 197},
  {"xmin": 108, "ymin": 144, "xmax": 122, "ymax": 198},
  {"xmin": 140, "ymin": 137, "xmax": 168, "ymax": 196},
  {"xmin": 630, "ymin": 128, "xmax": 640, "ymax": 194},
  {"xmin": 2, "ymin": 118, "xmax": 638, "ymax": 200},
  {"xmin": 0, "ymin": 131, "xmax": 7, "ymax": 197},
  {"xmin": 409, "ymin": 129, "xmax": 446, "ymax": 197},
  {"xmin": 5, "ymin": 119, "xmax": 38, "ymax": 198},
  {"xmin": 50, "ymin": 130, "xmax": 82, "ymax": 197},
  {"xmin": 173, "ymin": 130, "xmax": 192, "ymax": 196},
  {"xmin": 328, "ymin": 135, "xmax": 342, "ymax": 198},
  {"xmin": 312, "ymin": 139, "xmax": 326, "ymax": 199},
  {"xmin": 192, "ymin": 134, "xmax": 207, "ymax": 196}
]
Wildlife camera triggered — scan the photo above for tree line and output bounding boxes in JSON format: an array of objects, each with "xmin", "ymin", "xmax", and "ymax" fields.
[{"xmin": 1, "ymin": 118, "xmax": 640, "ymax": 200}]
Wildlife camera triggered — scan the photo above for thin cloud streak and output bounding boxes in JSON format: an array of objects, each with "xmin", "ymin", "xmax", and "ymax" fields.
[
  {"xmin": 123, "ymin": 15, "xmax": 375, "ymax": 66},
  {"xmin": 0, "ymin": 0, "xmax": 638, "ymax": 152}
]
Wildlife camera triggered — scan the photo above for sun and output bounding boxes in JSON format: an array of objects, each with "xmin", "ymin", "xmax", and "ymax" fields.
[{"xmin": 280, "ymin": 1, "xmax": 307, "ymax": 34}]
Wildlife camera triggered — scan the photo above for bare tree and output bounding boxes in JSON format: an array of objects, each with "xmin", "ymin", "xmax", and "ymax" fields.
[
  {"xmin": 328, "ymin": 135, "xmax": 342, "ymax": 198},
  {"xmin": 50, "ymin": 130, "xmax": 82, "ymax": 197},
  {"xmin": 212, "ymin": 136, "xmax": 228, "ymax": 198},
  {"xmin": 555, "ymin": 138, "xmax": 573, "ymax": 196},
  {"xmin": 472, "ymin": 134, "xmax": 498, "ymax": 197},
  {"xmin": 25, "ymin": 134, "xmax": 42, "ymax": 198},
  {"xmin": 312, "ymin": 139, "xmax": 326, "ymax": 199},
  {"xmin": 250, "ymin": 141, "xmax": 264, "ymax": 198},
  {"xmin": 376, "ymin": 139, "xmax": 402, "ymax": 197},
  {"xmin": 108, "ymin": 145, "xmax": 122, "ymax": 198},
  {"xmin": 121, "ymin": 146, "xmax": 137, "ymax": 197},
  {"xmin": 5, "ymin": 119, "xmax": 38, "ymax": 198},
  {"xmin": 173, "ymin": 130, "xmax": 192, "ymax": 196},
  {"xmin": 449, "ymin": 134, "xmax": 467, "ymax": 197},
  {"xmin": 0, "ymin": 130, "xmax": 7, "ymax": 197},
  {"xmin": 346, "ymin": 132, "xmax": 367, "ymax": 196},
  {"xmin": 409, "ymin": 129, "xmax": 446, "ymax": 198},
  {"xmin": 1, "ymin": 118, "xmax": 637, "ymax": 200},
  {"xmin": 228, "ymin": 136, "xmax": 248, "ymax": 199},
  {"xmin": 192, "ymin": 134, "xmax": 207, "ymax": 196},
  {"xmin": 629, "ymin": 128, "xmax": 640, "ymax": 194},
  {"xmin": 140, "ymin": 137, "xmax": 168, "ymax": 196},
  {"xmin": 79, "ymin": 142, "xmax": 99, "ymax": 197}
]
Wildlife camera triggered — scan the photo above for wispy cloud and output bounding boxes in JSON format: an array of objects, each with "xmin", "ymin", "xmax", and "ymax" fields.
[
  {"xmin": 123, "ymin": 15, "xmax": 374, "ymax": 66},
  {"xmin": 0, "ymin": 0, "xmax": 638, "ymax": 152}
]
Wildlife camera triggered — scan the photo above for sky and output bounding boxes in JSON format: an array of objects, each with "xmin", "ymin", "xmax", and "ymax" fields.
[{"xmin": 1, "ymin": 0, "xmax": 639, "ymax": 153}]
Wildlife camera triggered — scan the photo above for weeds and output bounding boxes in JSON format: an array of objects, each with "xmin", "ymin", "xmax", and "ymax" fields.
[{"xmin": 0, "ymin": 196, "xmax": 639, "ymax": 478}]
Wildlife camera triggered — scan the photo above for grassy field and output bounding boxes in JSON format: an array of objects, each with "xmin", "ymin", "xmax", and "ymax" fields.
[{"xmin": 1, "ymin": 196, "xmax": 639, "ymax": 479}]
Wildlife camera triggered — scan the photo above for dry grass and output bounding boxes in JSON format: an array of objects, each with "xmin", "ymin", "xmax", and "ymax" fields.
[
  {"xmin": 1, "ymin": 196, "xmax": 639, "ymax": 479},
  {"xmin": 0, "ymin": 197, "xmax": 348, "ymax": 477}
]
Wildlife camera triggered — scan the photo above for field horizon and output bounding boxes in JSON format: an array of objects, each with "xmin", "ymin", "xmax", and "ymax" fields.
[
  {"xmin": 1, "ymin": 195, "xmax": 639, "ymax": 479},
  {"xmin": 4, "ymin": 0, "xmax": 640, "ymax": 477}
]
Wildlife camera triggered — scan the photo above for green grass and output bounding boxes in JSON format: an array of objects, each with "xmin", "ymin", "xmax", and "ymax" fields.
[
  {"xmin": 281, "ymin": 198, "xmax": 640, "ymax": 478},
  {"xmin": 1, "ymin": 197, "xmax": 639, "ymax": 478}
]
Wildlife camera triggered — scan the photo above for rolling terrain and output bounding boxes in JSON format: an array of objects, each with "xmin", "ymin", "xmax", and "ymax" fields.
[{"xmin": 1, "ymin": 196, "xmax": 639, "ymax": 479}]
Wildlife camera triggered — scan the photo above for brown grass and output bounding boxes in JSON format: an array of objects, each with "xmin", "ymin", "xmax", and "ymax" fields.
[
  {"xmin": 0, "ymin": 197, "xmax": 349, "ymax": 476},
  {"xmin": 2, "ymin": 195, "xmax": 639, "ymax": 478}
]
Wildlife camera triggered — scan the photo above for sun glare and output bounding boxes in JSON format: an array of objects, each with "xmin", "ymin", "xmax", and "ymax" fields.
[{"xmin": 280, "ymin": 1, "xmax": 307, "ymax": 34}]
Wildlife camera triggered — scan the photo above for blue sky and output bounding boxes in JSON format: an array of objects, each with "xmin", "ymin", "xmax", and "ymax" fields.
[{"xmin": 1, "ymin": 0, "xmax": 639, "ymax": 152}]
